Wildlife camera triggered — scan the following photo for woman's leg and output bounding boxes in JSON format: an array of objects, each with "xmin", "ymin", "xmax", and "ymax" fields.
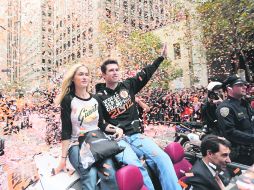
[{"xmin": 68, "ymin": 145, "xmax": 98, "ymax": 190}]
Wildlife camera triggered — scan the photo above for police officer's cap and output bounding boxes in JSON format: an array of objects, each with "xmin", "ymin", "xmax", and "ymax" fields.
[{"xmin": 224, "ymin": 74, "xmax": 248, "ymax": 87}]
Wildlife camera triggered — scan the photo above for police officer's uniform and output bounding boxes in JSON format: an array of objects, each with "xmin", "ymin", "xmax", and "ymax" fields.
[{"xmin": 216, "ymin": 75, "xmax": 254, "ymax": 165}]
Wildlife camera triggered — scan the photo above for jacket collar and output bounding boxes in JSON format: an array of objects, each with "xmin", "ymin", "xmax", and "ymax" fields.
[{"xmin": 95, "ymin": 82, "xmax": 121, "ymax": 94}]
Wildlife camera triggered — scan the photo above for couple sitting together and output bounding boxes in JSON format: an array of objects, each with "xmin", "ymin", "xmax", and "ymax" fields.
[{"xmin": 53, "ymin": 45, "xmax": 182, "ymax": 190}]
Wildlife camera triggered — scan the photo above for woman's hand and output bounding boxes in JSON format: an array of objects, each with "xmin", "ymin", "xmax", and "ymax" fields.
[
  {"xmin": 105, "ymin": 124, "xmax": 124, "ymax": 140},
  {"xmin": 52, "ymin": 158, "xmax": 67, "ymax": 175}
]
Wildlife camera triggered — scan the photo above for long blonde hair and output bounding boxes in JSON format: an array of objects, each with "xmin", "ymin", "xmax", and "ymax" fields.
[{"xmin": 55, "ymin": 63, "xmax": 90, "ymax": 105}]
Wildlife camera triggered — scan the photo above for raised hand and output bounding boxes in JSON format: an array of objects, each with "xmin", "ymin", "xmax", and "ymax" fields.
[{"xmin": 161, "ymin": 43, "xmax": 168, "ymax": 58}]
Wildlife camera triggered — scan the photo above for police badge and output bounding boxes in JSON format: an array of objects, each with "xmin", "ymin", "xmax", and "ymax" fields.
[{"xmin": 220, "ymin": 107, "xmax": 229, "ymax": 117}]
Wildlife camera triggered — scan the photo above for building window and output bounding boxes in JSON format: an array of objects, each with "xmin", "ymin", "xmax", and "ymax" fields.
[
  {"xmin": 173, "ymin": 43, "xmax": 181, "ymax": 60},
  {"xmin": 83, "ymin": 47, "xmax": 86, "ymax": 55},
  {"xmin": 77, "ymin": 51, "xmax": 81, "ymax": 58},
  {"xmin": 88, "ymin": 27, "xmax": 93, "ymax": 40},
  {"xmin": 123, "ymin": 1, "xmax": 128, "ymax": 9},
  {"xmin": 131, "ymin": 4, "xmax": 135, "ymax": 11},
  {"xmin": 82, "ymin": 31, "xmax": 86, "ymax": 40},
  {"xmin": 88, "ymin": 27, "xmax": 93, "ymax": 33},
  {"xmin": 89, "ymin": 44, "xmax": 93, "ymax": 54},
  {"xmin": 161, "ymin": 8, "xmax": 164, "ymax": 14},
  {"xmin": 131, "ymin": 19, "xmax": 135, "ymax": 27},
  {"xmin": 144, "ymin": 11, "xmax": 148, "ymax": 21},
  {"xmin": 106, "ymin": 8, "xmax": 111, "ymax": 18},
  {"xmin": 72, "ymin": 38, "xmax": 76, "ymax": 45},
  {"xmin": 139, "ymin": 22, "xmax": 143, "ymax": 30},
  {"xmin": 72, "ymin": 24, "xmax": 75, "ymax": 32},
  {"xmin": 138, "ymin": 8, "xmax": 142, "ymax": 17},
  {"xmin": 123, "ymin": 16, "xmax": 128, "ymax": 24}
]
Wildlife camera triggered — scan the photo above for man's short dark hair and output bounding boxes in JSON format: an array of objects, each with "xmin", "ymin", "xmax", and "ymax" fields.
[
  {"xmin": 201, "ymin": 135, "xmax": 231, "ymax": 157},
  {"xmin": 101, "ymin": 59, "xmax": 118, "ymax": 74}
]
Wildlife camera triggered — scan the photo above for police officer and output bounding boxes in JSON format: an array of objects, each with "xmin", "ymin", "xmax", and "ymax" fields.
[
  {"xmin": 216, "ymin": 74, "xmax": 254, "ymax": 165},
  {"xmin": 201, "ymin": 81, "xmax": 224, "ymax": 135}
]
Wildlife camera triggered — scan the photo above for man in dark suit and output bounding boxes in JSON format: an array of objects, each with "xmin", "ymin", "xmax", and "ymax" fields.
[{"xmin": 185, "ymin": 135, "xmax": 232, "ymax": 190}]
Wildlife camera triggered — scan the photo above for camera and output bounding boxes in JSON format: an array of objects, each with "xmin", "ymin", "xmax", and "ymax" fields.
[{"xmin": 208, "ymin": 91, "xmax": 220, "ymax": 100}]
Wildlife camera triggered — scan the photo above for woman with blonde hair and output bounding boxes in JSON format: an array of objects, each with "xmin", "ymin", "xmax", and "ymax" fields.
[{"xmin": 54, "ymin": 63, "xmax": 118, "ymax": 190}]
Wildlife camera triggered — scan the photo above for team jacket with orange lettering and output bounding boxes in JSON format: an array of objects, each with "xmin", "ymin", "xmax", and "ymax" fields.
[{"xmin": 95, "ymin": 56, "xmax": 164, "ymax": 136}]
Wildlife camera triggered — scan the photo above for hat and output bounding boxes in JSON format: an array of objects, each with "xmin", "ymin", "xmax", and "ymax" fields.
[
  {"xmin": 207, "ymin": 81, "xmax": 223, "ymax": 91},
  {"xmin": 223, "ymin": 74, "xmax": 247, "ymax": 87}
]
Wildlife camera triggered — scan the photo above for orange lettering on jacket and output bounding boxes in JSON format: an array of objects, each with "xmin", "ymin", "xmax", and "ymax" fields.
[{"xmin": 109, "ymin": 99, "xmax": 133, "ymax": 118}]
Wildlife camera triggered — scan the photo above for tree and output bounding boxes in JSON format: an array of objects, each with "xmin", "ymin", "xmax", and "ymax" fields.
[
  {"xmin": 97, "ymin": 21, "xmax": 182, "ymax": 89},
  {"xmin": 198, "ymin": 0, "xmax": 254, "ymax": 81}
]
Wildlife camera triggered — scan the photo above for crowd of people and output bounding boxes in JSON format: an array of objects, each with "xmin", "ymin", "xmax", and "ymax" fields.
[
  {"xmin": 1, "ymin": 84, "xmax": 252, "ymax": 141},
  {"xmin": 137, "ymin": 87, "xmax": 205, "ymax": 125},
  {"xmin": 0, "ymin": 45, "xmax": 254, "ymax": 190},
  {"xmin": 0, "ymin": 93, "xmax": 31, "ymax": 135}
]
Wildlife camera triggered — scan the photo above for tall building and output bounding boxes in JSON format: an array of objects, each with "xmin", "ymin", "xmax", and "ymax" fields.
[
  {"xmin": 103, "ymin": 0, "xmax": 172, "ymax": 32},
  {"xmin": 41, "ymin": 0, "xmax": 101, "ymax": 86},
  {"xmin": 19, "ymin": 0, "xmax": 42, "ymax": 89},
  {"xmin": 40, "ymin": 0, "xmax": 183, "ymax": 81},
  {"xmin": 153, "ymin": 0, "xmax": 208, "ymax": 88},
  {"xmin": 0, "ymin": 1, "xmax": 9, "ymax": 88},
  {"xmin": 0, "ymin": 0, "xmax": 42, "ymax": 91},
  {"xmin": 9, "ymin": 0, "xmax": 208, "ymax": 90},
  {"xmin": 7, "ymin": 0, "xmax": 21, "ymax": 84}
]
